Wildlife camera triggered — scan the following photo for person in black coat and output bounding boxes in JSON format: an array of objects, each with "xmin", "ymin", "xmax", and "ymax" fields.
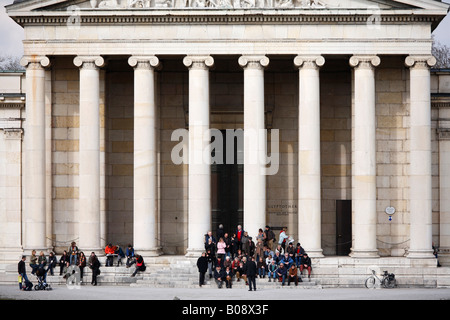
[
  {"xmin": 18, "ymin": 256, "xmax": 29, "ymax": 290},
  {"xmin": 47, "ymin": 251, "xmax": 57, "ymax": 276},
  {"xmin": 88, "ymin": 252, "xmax": 100, "ymax": 286},
  {"xmin": 59, "ymin": 250, "xmax": 70, "ymax": 276},
  {"xmin": 246, "ymin": 256, "xmax": 257, "ymax": 291},
  {"xmin": 197, "ymin": 252, "xmax": 208, "ymax": 287},
  {"xmin": 214, "ymin": 265, "xmax": 226, "ymax": 288}
]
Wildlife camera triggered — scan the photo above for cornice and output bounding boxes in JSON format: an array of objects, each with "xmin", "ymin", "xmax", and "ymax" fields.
[{"xmin": 10, "ymin": 11, "xmax": 445, "ymax": 26}]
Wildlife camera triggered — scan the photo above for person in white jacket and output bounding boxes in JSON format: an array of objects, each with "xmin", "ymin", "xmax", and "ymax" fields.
[{"xmin": 278, "ymin": 227, "xmax": 289, "ymax": 252}]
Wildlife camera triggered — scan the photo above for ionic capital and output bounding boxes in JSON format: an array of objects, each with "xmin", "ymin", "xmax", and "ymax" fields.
[
  {"xmin": 405, "ymin": 55, "xmax": 436, "ymax": 69},
  {"xmin": 294, "ymin": 55, "xmax": 325, "ymax": 69},
  {"xmin": 20, "ymin": 56, "xmax": 51, "ymax": 69},
  {"xmin": 349, "ymin": 55, "xmax": 381, "ymax": 70},
  {"xmin": 128, "ymin": 55, "xmax": 160, "ymax": 70},
  {"xmin": 238, "ymin": 55, "xmax": 269, "ymax": 70},
  {"xmin": 73, "ymin": 56, "xmax": 105, "ymax": 70},
  {"xmin": 183, "ymin": 55, "xmax": 214, "ymax": 70}
]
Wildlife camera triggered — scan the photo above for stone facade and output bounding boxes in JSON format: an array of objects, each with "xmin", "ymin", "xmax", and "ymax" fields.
[{"xmin": 1, "ymin": 0, "xmax": 450, "ymax": 265}]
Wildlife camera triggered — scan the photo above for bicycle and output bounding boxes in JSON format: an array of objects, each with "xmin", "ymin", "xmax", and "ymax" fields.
[{"xmin": 364, "ymin": 270, "xmax": 397, "ymax": 289}]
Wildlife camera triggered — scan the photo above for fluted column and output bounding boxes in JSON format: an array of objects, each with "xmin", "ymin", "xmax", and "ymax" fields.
[
  {"xmin": 405, "ymin": 55, "xmax": 436, "ymax": 259},
  {"xmin": 128, "ymin": 56, "xmax": 161, "ymax": 257},
  {"xmin": 349, "ymin": 55, "xmax": 380, "ymax": 258},
  {"xmin": 294, "ymin": 55, "xmax": 325, "ymax": 258},
  {"xmin": 20, "ymin": 55, "xmax": 51, "ymax": 253},
  {"xmin": 184, "ymin": 55, "xmax": 214, "ymax": 257},
  {"xmin": 238, "ymin": 55, "xmax": 269, "ymax": 239},
  {"xmin": 73, "ymin": 56, "xmax": 104, "ymax": 253}
]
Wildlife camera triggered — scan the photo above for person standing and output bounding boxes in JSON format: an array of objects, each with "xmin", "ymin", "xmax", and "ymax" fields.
[
  {"xmin": 264, "ymin": 225, "xmax": 276, "ymax": 250},
  {"xmin": 278, "ymin": 228, "xmax": 289, "ymax": 253},
  {"xmin": 255, "ymin": 238, "xmax": 264, "ymax": 261},
  {"xmin": 217, "ymin": 237, "xmax": 226, "ymax": 260},
  {"xmin": 246, "ymin": 256, "xmax": 257, "ymax": 291},
  {"xmin": 196, "ymin": 252, "xmax": 208, "ymax": 287},
  {"xmin": 88, "ymin": 252, "xmax": 100, "ymax": 286},
  {"xmin": 206, "ymin": 249, "xmax": 215, "ymax": 279},
  {"xmin": 18, "ymin": 256, "xmax": 29, "ymax": 290},
  {"xmin": 236, "ymin": 225, "xmax": 244, "ymax": 252},
  {"xmin": 68, "ymin": 242, "xmax": 79, "ymax": 266}
]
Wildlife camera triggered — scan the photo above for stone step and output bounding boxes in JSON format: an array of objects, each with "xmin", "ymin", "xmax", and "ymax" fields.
[
  {"xmin": 2, "ymin": 256, "xmax": 449, "ymax": 288},
  {"xmin": 133, "ymin": 275, "xmax": 320, "ymax": 289}
]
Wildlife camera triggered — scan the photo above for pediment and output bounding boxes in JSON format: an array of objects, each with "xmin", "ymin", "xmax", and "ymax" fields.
[{"xmin": 6, "ymin": 0, "xmax": 450, "ymax": 11}]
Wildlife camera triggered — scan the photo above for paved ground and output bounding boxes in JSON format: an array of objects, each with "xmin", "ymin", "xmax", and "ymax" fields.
[{"xmin": 1, "ymin": 284, "xmax": 450, "ymax": 300}]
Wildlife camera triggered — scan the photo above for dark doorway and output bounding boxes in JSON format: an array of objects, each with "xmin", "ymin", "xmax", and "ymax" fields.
[
  {"xmin": 336, "ymin": 200, "xmax": 352, "ymax": 256},
  {"xmin": 211, "ymin": 130, "xmax": 243, "ymax": 237}
]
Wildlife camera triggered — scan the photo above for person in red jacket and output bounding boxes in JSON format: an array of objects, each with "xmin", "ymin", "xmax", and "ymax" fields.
[{"xmin": 105, "ymin": 243, "xmax": 115, "ymax": 267}]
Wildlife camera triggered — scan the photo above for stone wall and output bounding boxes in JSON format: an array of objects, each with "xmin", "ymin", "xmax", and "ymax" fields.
[{"xmin": 51, "ymin": 57, "xmax": 81, "ymax": 251}]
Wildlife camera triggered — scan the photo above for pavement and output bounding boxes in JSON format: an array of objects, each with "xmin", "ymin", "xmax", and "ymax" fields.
[{"xmin": 1, "ymin": 284, "xmax": 450, "ymax": 300}]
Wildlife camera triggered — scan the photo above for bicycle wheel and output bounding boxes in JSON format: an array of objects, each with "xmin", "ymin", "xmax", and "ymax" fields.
[{"xmin": 365, "ymin": 276, "xmax": 376, "ymax": 289}]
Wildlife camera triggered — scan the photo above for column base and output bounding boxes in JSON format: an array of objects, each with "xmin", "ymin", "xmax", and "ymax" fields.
[
  {"xmin": 407, "ymin": 249, "xmax": 435, "ymax": 260},
  {"xmin": 136, "ymin": 247, "xmax": 163, "ymax": 259},
  {"xmin": 80, "ymin": 247, "xmax": 104, "ymax": 257},
  {"xmin": 437, "ymin": 251, "xmax": 450, "ymax": 267},
  {"xmin": 22, "ymin": 247, "xmax": 51, "ymax": 256},
  {"xmin": 306, "ymin": 249, "xmax": 324, "ymax": 258},
  {"xmin": 0, "ymin": 247, "xmax": 24, "ymax": 264},
  {"xmin": 349, "ymin": 249, "xmax": 379, "ymax": 258},
  {"xmin": 185, "ymin": 248, "xmax": 205, "ymax": 258}
]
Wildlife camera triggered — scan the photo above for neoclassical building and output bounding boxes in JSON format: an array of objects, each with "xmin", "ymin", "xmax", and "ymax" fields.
[{"xmin": 1, "ymin": 0, "xmax": 450, "ymax": 267}]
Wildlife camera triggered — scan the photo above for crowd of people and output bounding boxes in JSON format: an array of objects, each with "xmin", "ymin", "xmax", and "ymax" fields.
[
  {"xmin": 17, "ymin": 225, "xmax": 313, "ymax": 291},
  {"xmin": 196, "ymin": 224, "xmax": 313, "ymax": 290},
  {"xmin": 17, "ymin": 241, "xmax": 145, "ymax": 290}
]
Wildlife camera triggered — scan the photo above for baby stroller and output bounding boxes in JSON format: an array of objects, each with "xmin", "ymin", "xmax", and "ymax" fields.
[
  {"xmin": 21, "ymin": 279, "xmax": 33, "ymax": 291},
  {"xmin": 34, "ymin": 267, "xmax": 52, "ymax": 291}
]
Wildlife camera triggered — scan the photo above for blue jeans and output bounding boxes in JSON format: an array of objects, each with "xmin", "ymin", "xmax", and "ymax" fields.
[
  {"xmin": 278, "ymin": 274, "xmax": 286, "ymax": 285},
  {"xmin": 258, "ymin": 268, "xmax": 266, "ymax": 277},
  {"xmin": 268, "ymin": 270, "xmax": 277, "ymax": 279},
  {"xmin": 19, "ymin": 273, "xmax": 29, "ymax": 290},
  {"xmin": 70, "ymin": 254, "xmax": 77, "ymax": 266}
]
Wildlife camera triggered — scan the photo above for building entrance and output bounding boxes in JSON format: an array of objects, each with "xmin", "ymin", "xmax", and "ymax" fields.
[
  {"xmin": 211, "ymin": 130, "xmax": 243, "ymax": 238},
  {"xmin": 336, "ymin": 200, "xmax": 352, "ymax": 256}
]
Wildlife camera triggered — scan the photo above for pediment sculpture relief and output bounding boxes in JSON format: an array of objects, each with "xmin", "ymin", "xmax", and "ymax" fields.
[{"xmin": 90, "ymin": 0, "xmax": 327, "ymax": 9}]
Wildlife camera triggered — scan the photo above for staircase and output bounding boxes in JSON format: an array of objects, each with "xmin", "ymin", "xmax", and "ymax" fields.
[
  {"xmin": 1, "ymin": 255, "xmax": 450, "ymax": 288},
  {"xmin": 0, "ymin": 257, "xmax": 143, "ymax": 287},
  {"xmin": 132, "ymin": 256, "xmax": 321, "ymax": 289}
]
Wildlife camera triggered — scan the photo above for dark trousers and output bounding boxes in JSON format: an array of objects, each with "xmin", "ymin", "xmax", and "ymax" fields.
[
  {"xmin": 91, "ymin": 268, "xmax": 98, "ymax": 285},
  {"xmin": 248, "ymin": 275, "xmax": 256, "ymax": 291},
  {"xmin": 199, "ymin": 272, "xmax": 206, "ymax": 285},
  {"xmin": 288, "ymin": 275, "xmax": 298, "ymax": 286}
]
